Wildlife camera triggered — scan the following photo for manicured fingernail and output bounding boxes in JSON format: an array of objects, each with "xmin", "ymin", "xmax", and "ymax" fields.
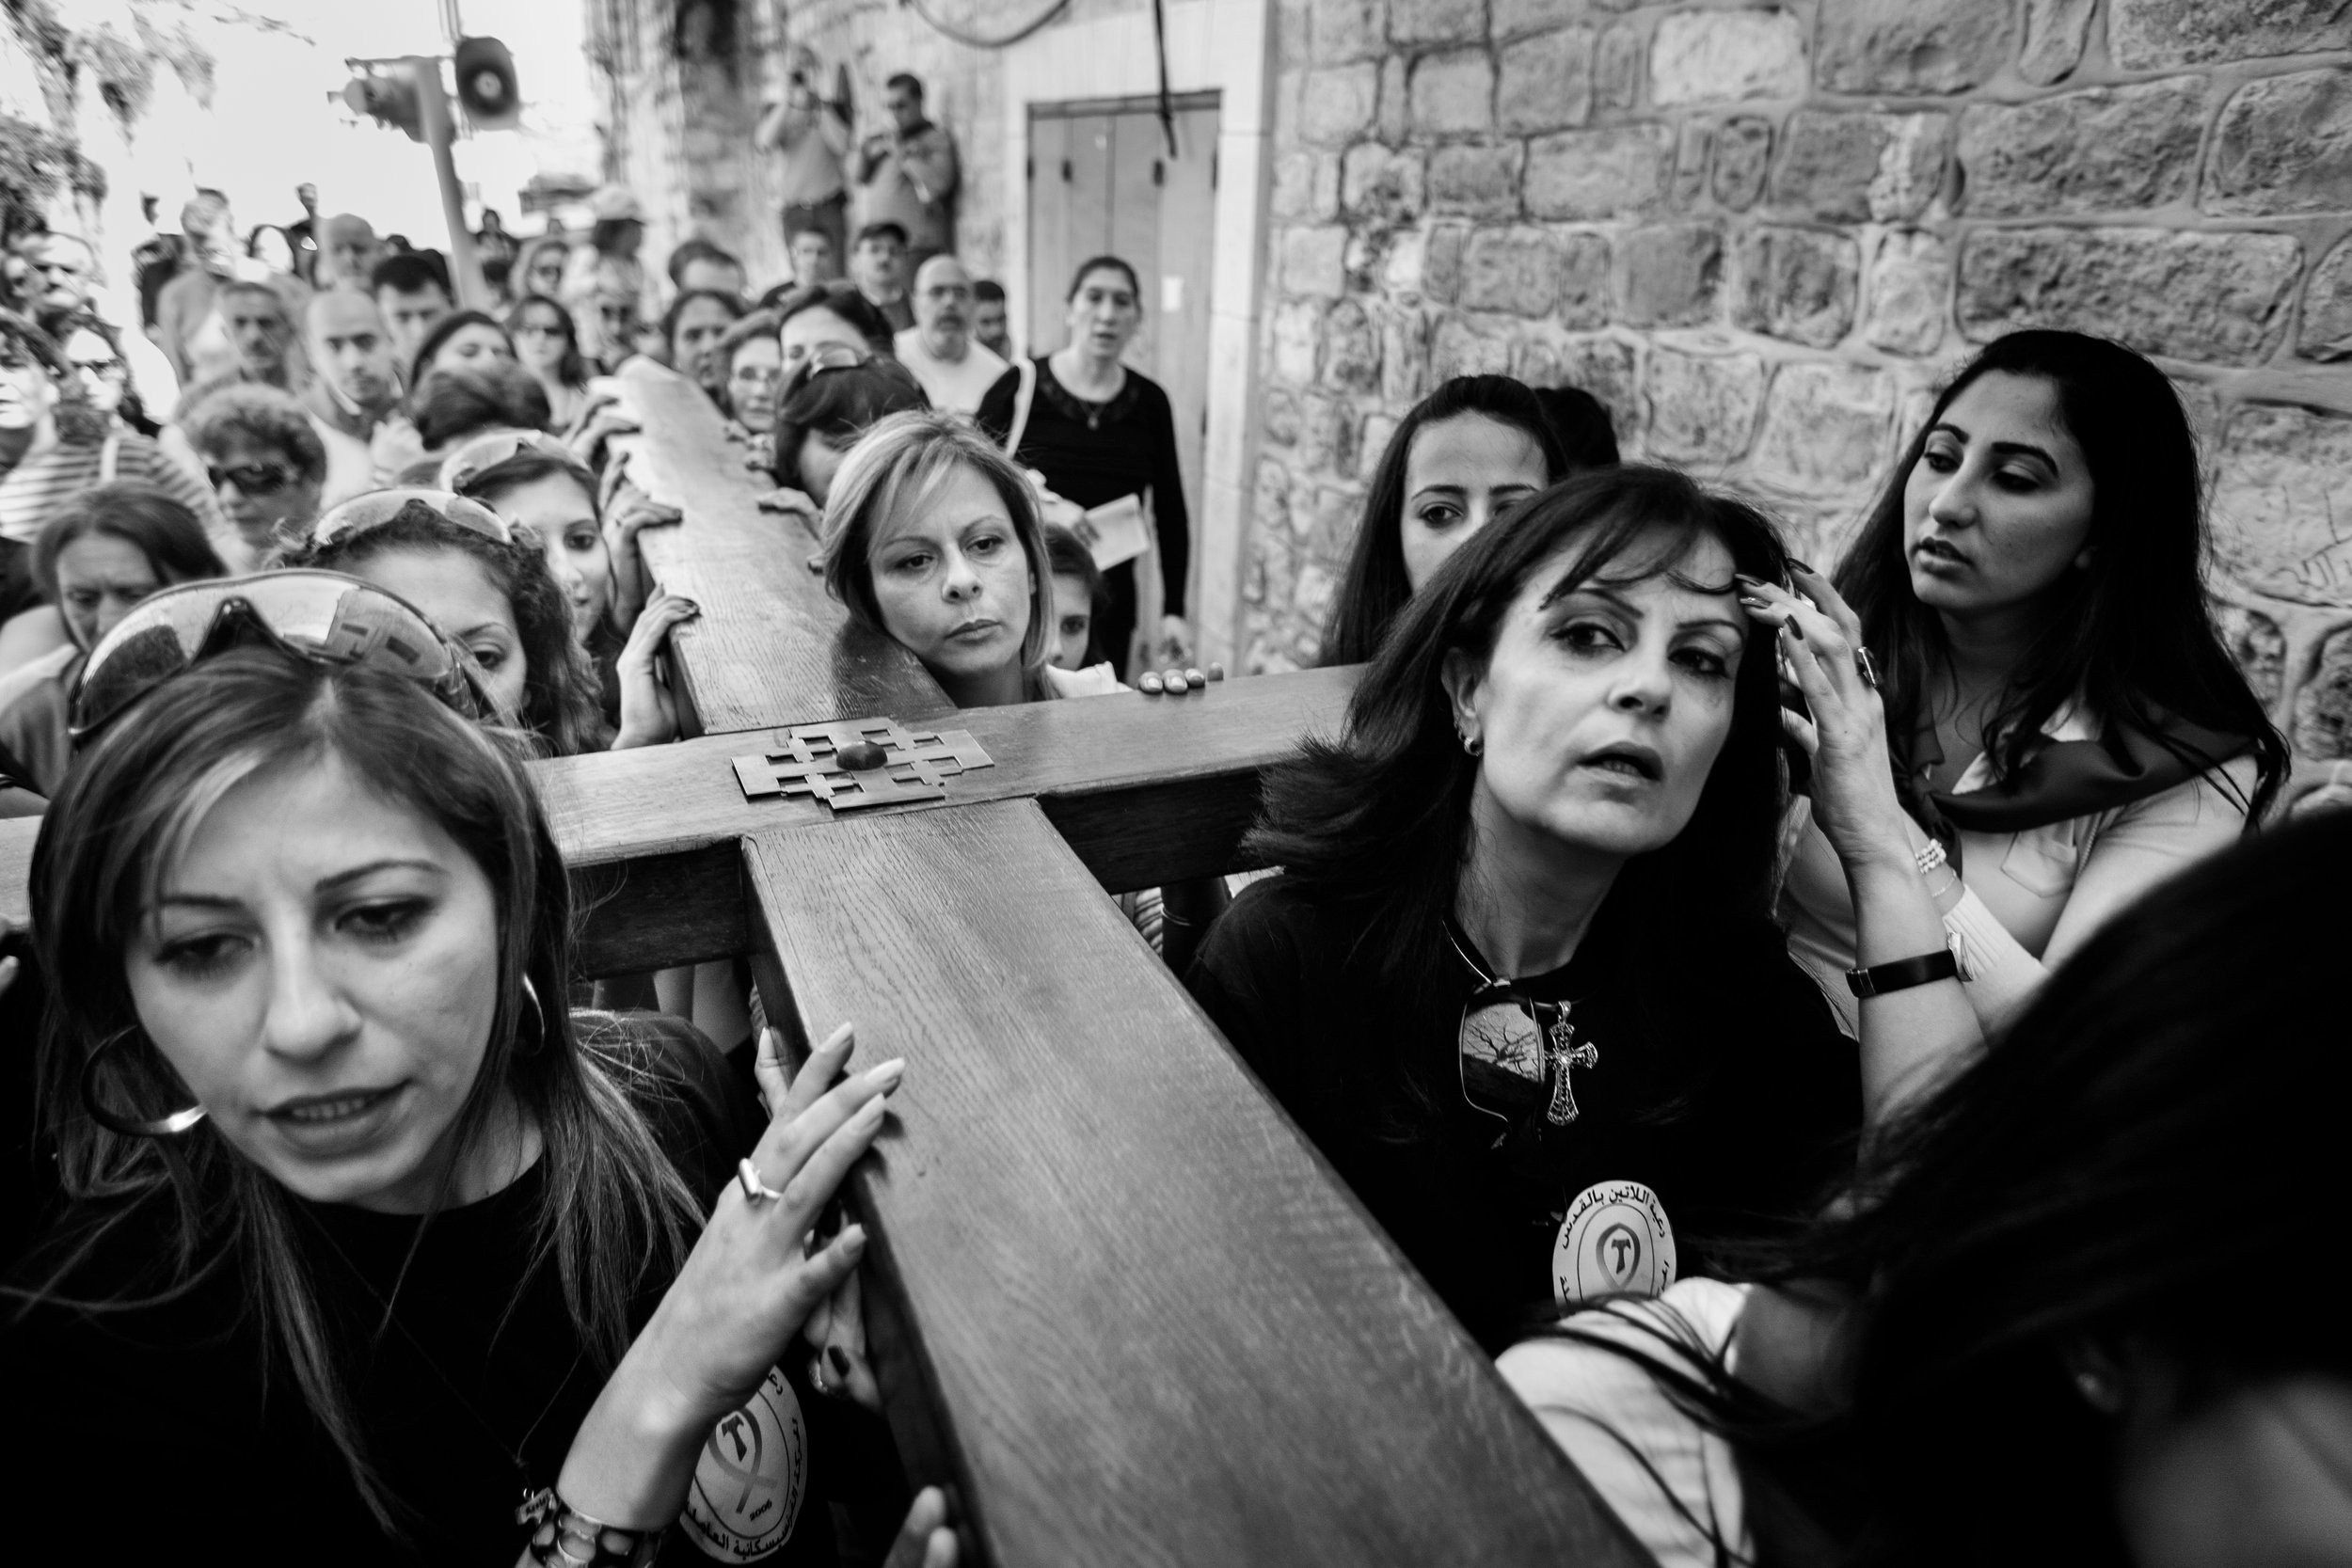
[
  {"xmin": 1785, "ymin": 619, "xmax": 1805, "ymax": 641},
  {"xmin": 818, "ymin": 1022, "xmax": 854, "ymax": 1053},
  {"xmin": 864, "ymin": 1057, "xmax": 905, "ymax": 1087},
  {"xmin": 827, "ymin": 1345, "xmax": 851, "ymax": 1376},
  {"xmin": 841, "ymin": 1224, "xmax": 866, "ymax": 1255},
  {"xmin": 1139, "ymin": 673, "xmax": 1165, "ymax": 694},
  {"xmin": 1789, "ymin": 560, "xmax": 1818, "ymax": 575},
  {"xmin": 1734, "ymin": 572, "xmax": 1762, "ymax": 584},
  {"xmin": 1206, "ymin": 662, "xmax": 1226, "ymax": 681},
  {"xmin": 1740, "ymin": 596, "xmax": 1772, "ymax": 610}
]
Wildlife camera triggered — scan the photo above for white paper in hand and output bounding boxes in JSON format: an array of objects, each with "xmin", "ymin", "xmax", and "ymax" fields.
[{"xmin": 1077, "ymin": 492, "xmax": 1150, "ymax": 570}]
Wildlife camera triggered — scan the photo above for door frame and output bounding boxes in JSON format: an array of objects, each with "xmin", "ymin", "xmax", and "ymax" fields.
[{"xmin": 1000, "ymin": 0, "xmax": 1273, "ymax": 669}]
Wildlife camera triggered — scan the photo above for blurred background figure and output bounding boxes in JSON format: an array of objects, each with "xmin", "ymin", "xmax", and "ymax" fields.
[
  {"xmin": 972, "ymin": 277, "xmax": 1011, "ymax": 361},
  {"xmin": 758, "ymin": 44, "xmax": 853, "ymax": 267}
]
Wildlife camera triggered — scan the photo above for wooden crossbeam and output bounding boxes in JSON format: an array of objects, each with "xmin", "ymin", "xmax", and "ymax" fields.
[{"xmin": 745, "ymin": 802, "xmax": 1650, "ymax": 1566}]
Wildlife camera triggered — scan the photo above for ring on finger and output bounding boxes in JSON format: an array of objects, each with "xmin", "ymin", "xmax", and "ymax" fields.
[
  {"xmin": 1854, "ymin": 647, "xmax": 1881, "ymax": 691},
  {"xmin": 739, "ymin": 1157, "xmax": 788, "ymax": 1205}
]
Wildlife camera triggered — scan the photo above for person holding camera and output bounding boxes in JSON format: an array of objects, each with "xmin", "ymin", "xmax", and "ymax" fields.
[{"xmin": 757, "ymin": 46, "xmax": 854, "ymax": 274}]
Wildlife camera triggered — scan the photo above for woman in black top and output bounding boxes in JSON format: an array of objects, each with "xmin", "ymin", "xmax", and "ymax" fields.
[
  {"xmin": 977, "ymin": 256, "xmax": 1189, "ymax": 679},
  {"xmin": 4, "ymin": 615, "xmax": 952, "ymax": 1566},
  {"xmin": 1187, "ymin": 467, "xmax": 1980, "ymax": 1351}
]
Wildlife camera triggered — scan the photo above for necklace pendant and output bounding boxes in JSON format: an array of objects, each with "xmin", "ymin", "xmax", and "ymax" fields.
[{"xmin": 1545, "ymin": 1015, "xmax": 1598, "ymax": 1127}]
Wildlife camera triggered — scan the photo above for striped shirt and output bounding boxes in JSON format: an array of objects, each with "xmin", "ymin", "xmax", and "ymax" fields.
[{"xmin": 0, "ymin": 433, "xmax": 224, "ymax": 545}]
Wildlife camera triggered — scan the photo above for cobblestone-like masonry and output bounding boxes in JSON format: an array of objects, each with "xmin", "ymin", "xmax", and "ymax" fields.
[{"xmin": 1251, "ymin": 0, "xmax": 2352, "ymax": 804}]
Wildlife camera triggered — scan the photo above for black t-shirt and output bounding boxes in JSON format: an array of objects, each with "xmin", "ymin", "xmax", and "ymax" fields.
[
  {"xmin": 1185, "ymin": 879, "xmax": 1861, "ymax": 1353},
  {"xmin": 2, "ymin": 1014, "xmax": 900, "ymax": 1564}
]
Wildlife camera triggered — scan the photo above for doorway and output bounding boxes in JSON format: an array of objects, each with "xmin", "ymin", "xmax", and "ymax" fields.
[{"xmin": 1026, "ymin": 92, "xmax": 1220, "ymax": 586}]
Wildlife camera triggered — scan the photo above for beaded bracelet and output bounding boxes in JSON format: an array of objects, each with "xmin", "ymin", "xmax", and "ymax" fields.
[{"xmin": 518, "ymin": 1487, "xmax": 665, "ymax": 1568}]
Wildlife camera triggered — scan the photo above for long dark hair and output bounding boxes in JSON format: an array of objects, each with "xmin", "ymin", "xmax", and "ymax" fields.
[
  {"xmin": 505, "ymin": 292, "xmax": 590, "ymax": 392},
  {"xmin": 1252, "ymin": 466, "xmax": 1794, "ymax": 1119},
  {"xmin": 771, "ymin": 356, "xmax": 929, "ymax": 492},
  {"xmin": 1837, "ymin": 329, "xmax": 2285, "ymax": 820},
  {"xmin": 1319, "ymin": 375, "xmax": 1566, "ymax": 666},
  {"xmin": 30, "ymin": 483, "xmax": 226, "ymax": 630},
  {"xmin": 1539, "ymin": 806, "xmax": 2352, "ymax": 1566},
  {"xmin": 18, "ymin": 651, "xmax": 703, "ymax": 1528},
  {"xmin": 286, "ymin": 501, "xmax": 608, "ymax": 755}
]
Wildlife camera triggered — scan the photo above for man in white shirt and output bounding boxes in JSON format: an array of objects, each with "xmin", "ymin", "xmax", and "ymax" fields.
[
  {"xmin": 892, "ymin": 255, "xmax": 1007, "ymax": 417},
  {"xmin": 298, "ymin": 290, "xmax": 407, "ymax": 507}
]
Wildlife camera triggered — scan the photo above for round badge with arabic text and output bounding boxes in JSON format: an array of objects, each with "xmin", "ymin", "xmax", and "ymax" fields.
[
  {"xmin": 1552, "ymin": 1180, "xmax": 1677, "ymax": 1308},
  {"xmin": 683, "ymin": 1366, "xmax": 808, "ymax": 1561}
]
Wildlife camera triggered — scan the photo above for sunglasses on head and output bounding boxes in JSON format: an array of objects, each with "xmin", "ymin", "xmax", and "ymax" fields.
[
  {"xmin": 312, "ymin": 487, "xmax": 515, "ymax": 549},
  {"xmin": 207, "ymin": 461, "xmax": 294, "ymax": 497},
  {"xmin": 437, "ymin": 429, "xmax": 581, "ymax": 494},
  {"xmin": 71, "ymin": 570, "xmax": 490, "ymax": 741}
]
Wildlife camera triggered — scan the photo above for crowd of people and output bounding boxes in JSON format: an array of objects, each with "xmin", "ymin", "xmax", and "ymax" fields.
[{"xmin": 0, "ymin": 40, "xmax": 2343, "ymax": 1568}]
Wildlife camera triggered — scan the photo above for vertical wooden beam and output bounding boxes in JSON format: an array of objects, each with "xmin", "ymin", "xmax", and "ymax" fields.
[{"xmin": 742, "ymin": 803, "xmax": 1653, "ymax": 1567}]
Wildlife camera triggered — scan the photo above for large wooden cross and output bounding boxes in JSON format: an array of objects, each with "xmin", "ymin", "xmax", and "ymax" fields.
[{"xmin": 0, "ymin": 372, "xmax": 1653, "ymax": 1567}]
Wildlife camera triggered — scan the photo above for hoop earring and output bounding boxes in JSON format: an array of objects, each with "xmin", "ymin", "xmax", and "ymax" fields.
[
  {"xmin": 1460, "ymin": 731, "xmax": 1484, "ymax": 758},
  {"xmin": 516, "ymin": 974, "xmax": 547, "ymax": 1057},
  {"xmin": 79, "ymin": 1030, "xmax": 206, "ymax": 1138}
]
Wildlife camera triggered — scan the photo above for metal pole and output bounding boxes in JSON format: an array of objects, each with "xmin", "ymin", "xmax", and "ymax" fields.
[{"xmin": 409, "ymin": 55, "xmax": 490, "ymax": 310}]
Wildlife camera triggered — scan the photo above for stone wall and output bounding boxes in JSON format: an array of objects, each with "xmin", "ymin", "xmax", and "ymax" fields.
[{"xmin": 1246, "ymin": 0, "xmax": 2352, "ymax": 800}]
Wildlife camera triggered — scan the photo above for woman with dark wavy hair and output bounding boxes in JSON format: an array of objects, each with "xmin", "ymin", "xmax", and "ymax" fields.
[
  {"xmin": 1771, "ymin": 330, "xmax": 2287, "ymax": 1037},
  {"xmin": 1318, "ymin": 374, "xmax": 1565, "ymax": 667},
  {"xmin": 1502, "ymin": 807, "xmax": 2352, "ymax": 1568},
  {"xmin": 1188, "ymin": 467, "xmax": 1979, "ymax": 1351}
]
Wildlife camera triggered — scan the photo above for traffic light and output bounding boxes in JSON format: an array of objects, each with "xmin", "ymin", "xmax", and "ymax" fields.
[
  {"xmin": 453, "ymin": 37, "xmax": 520, "ymax": 132},
  {"xmin": 342, "ymin": 64, "xmax": 423, "ymax": 142}
]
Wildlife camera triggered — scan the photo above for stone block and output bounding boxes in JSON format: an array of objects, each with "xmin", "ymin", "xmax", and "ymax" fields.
[
  {"xmin": 1772, "ymin": 110, "xmax": 1948, "ymax": 222},
  {"xmin": 1307, "ymin": 483, "xmax": 1363, "ymax": 562},
  {"xmin": 1672, "ymin": 120, "xmax": 1712, "ymax": 208},
  {"xmin": 1498, "ymin": 26, "xmax": 1594, "ymax": 135},
  {"xmin": 2212, "ymin": 404, "xmax": 2352, "ymax": 608},
  {"xmin": 1271, "ymin": 296, "xmax": 1324, "ymax": 384},
  {"xmin": 1712, "ymin": 117, "xmax": 1772, "ymax": 210},
  {"xmin": 2019, "ymin": 0, "xmax": 2096, "ymax": 86},
  {"xmin": 1383, "ymin": 227, "xmax": 1428, "ymax": 294},
  {"xmin": 1342, "ymin": 142, "xmax": 1427, "ymax": 220},
  {"xmin": 1752, "ymin": 360, "xmax": 1897, "ymax": 498},
  {"xmin": 1429, "ymin": 142, "xmax": 1526, "ymax": 218},
  {"xmin": 2215, "ymin": 602, "xmax": 2287, "ymax": 710},
  {"xmin": 1617, "ymin": 222, "xmax": 1724, "ymax": 328},
  {"xmin": 1263, "ymin": 388, "xmax": 1301, "ymax": 446},
  {"xmin": 2110, "ymin": 0, "xmax": 2352, "ymax": 70},
  {"xmin": 1325, "ymin": 298, "xmax": 1382, "ymax": 391},
  {"xmin": 1863, "ymin": 229, "xmax": 1950, "ymax": 356},
  {"xmin": 1272, "ymin": 150, "xmax": 1342, "ymax": 221},
  {"xmin": 2294, "ymin": 627, "xmax": 2352, "ymax": 758},
  {"xmin": 1526, "ymin": 124, "xmax": 1673, "ymax": 219},
  {"xmin": 1381, "ymin": 304, "xmax": 1433, "ymax": 402},
  {"xmin": 1645, "ymin": 344, "xmax": 1766, "ymax": 465},
  {"xmin": 1378, "ymin": 55, "xmax": 1410, "ymax": 143},
  {"xmin": 1359, "ymin": 412, "xmax": 1401, "ymax": 478},
  {"xmin": 1959, "ymin": 78, "xmax": 2204, "ymax": 217},
  {"xmin": 1424, "ymin": 222, "xmax": 1468, "ymax": 302},
  {"xmin": 1596, "ymin": 24, "xmax": 1643, "ymax": 112},
  {"xmin": 1553, "ymin": 334, "xmax": 1643, "ymax": 441},
  {"xmin": 1297, "ymin": 391, "xmax": 1359, "ymax": 474},
  {"xmin": 1817, "ymin": 0, "xmax": 2010, "ymax": 95},
  {"xmin": 1311, "ymin": 0, "xmax": 1387, "ymax": 63},
  {"xmin": 1254, "ymin": 456, "xmax": 1295, "ymax": 531},
  {"xmin": 1301, "ymin": 62, "xmax": 1380, "ymax": 146},
  {"xmin": 2297, "ymin": 233, "xmax": 2352, "ymax": 361},
  {"xmin": 1556, "ymin": 229, "xmax": 1613, "ymax": 327},
  {"xmin": 1432, "ymin": 314, "xmax": 1515, "ymax": 379},
  {"xmin": 1343, "ymin": 230, "xmax": 1393, "ymax": 294},
  {"xmin": 1279, "ymin": 0, "xmax": 1311, "ymax": 68},
  {"xmin": 1280, "ymin": 224, "xmax": 1350, "ymax": 297},
  {"xmin": 1957, "ymin": 227, "xmax": 2300, "ymax": 366},
  {"xmin": 1410, "ymin": 48, "xmax": 1496, "ymax": 137},
  {"xmin": 1494, "ymin": 0, "xmax": 1591, "ymax": 36},
  {"xmin": 1649, "ymin": 8, "xmax": 1807, "ymax": 106},
  {"xmin": 1515, "ymin": 339, "xmax": 1562, "ymax": 387},
  {"xmin": 1461, "ymin": 226, "xmax": 1561, "ymax": 316},
  {"xmin": 2205, "ymin": 70, "xmax": 2352, "ymax": 217},
  {"xmin": 1391, "ymin": 0, "xmax": 1486, "ymax": 46},
  {"xmin": 1733, "ymin": 226, "xmax": 1860, "ymax": 349},
  {"xmin": 1275, "ymin": 69, "xmax": 1307, "ymax": 150}
]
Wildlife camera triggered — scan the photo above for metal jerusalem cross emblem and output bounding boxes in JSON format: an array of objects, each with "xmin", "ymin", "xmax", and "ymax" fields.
[
  {"xmin": 1545, "ymin": 1012, "xmax": 1599, "ymax": 1127},
  {"xmin": 731, "ymin": 718, "xmax": 995, "ymax": 812}
]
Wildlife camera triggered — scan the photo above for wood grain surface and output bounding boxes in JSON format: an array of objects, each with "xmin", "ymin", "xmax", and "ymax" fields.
[
  {"xmin": 743, "ymin": 803, "xmax": 1652, "ymax": 1568},
  {"xmin": 606, "ymin": 360, "xmax": 947, "ymax": 734}
]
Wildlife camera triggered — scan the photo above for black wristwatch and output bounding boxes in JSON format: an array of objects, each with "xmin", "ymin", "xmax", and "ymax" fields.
[{"xmin": 1847, "ymin": 945, "xmax": 1962, "ymax": 999}]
